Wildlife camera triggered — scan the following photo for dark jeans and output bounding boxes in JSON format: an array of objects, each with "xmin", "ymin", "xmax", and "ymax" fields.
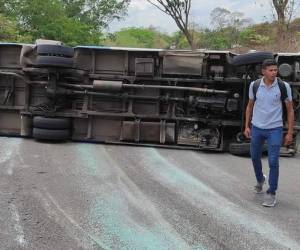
[{"xmin": 250, "ymin": 125, "xmax": 283, "ymax": 195}]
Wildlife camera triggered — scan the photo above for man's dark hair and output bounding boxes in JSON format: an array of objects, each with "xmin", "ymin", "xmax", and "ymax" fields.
[{"xmin": 262, "ymin": 59, "xmax": 277, "ymax": 69}]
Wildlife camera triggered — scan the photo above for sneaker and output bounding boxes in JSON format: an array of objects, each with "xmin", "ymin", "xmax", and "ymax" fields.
[
  {"xmin": 262, "ymin": 193, "xmax": 277, "ymax": 207},
  {"xmin": 254, "ymin": 174, "xmax": 266, "ymax": 194}
]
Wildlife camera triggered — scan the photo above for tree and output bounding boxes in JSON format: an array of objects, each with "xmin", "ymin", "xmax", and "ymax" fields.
[
  {"xmin": 1, "ymin": 0, "xmax": 99, "ymax": 45},
  {"xmin": 272, "ymin": 0, "xmax": 294, "ymax": 25},
  {"xmin": 146, "ymin": 0, "xmax": 195, "ymax": 49},
  {"xmin": 210, "ymin": 7, "xmax": 231, "ymax": 30},
  {"xmin": 272, "ymin": 0, "xmax": 296, "ymax": 38},
  {"xmin": 210, "ymin": 8, "xmax": 252, "ymax": 49},
  {"xmin": 62, "ymin": 0, "xmax": 130, "ymax": 30},
  {"xmin": 0, "ymin": 13, "xmax": 32, "ymax": 42},
  {"xmin": 0, "ymin": 0, "xmax": 130, "ymax": 45},
  {"xmin": 210, "ymin": 8, "xmax": 252, "ymax": 31}
]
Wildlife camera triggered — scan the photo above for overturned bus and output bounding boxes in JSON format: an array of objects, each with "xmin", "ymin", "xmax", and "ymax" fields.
[{"xmin": 0, "ymin": 40, "xmax": 299, "ymax": 156}]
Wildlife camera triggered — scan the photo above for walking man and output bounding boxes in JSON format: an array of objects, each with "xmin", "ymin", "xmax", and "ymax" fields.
[{"xmin": 244, "ymin": 59, "xmax": 294, "ymax": 207}]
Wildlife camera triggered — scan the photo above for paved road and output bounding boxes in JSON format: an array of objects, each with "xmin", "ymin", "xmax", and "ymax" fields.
[{"xmin": 0, "ymin": 137, "xmax": 299, "ymax": 250}]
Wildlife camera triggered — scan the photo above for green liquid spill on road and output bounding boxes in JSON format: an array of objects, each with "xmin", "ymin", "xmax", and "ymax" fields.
[
  {"xmin": 75, "ymin": 144, "xmax": 103, "ymax": 176},
  {"xmin": 75, "ymin": 144, "xmax": 200, "ymax": 250},
  {"xmin": 90, "ymin": 191, "xmax": 192, "ymax": 250},
  {"xmin": 142, "ymin": 149, "xmax": 213, "ymax": 194},
  {"xmin": 142, "ymin": 148, "xmax": 300, "ymax": 250},
  {"xmin": 0, "ymin": 138, "xmax": 19, "ymax": 164}
]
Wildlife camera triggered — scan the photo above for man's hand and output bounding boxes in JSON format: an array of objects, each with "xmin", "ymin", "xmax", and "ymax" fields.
[
  {"xmin": 284, "ymin": 133, "xmax": 293, "ymax": 146},
  {"xmin": 244, "ymin": 127, "xmax": 251, "ymax": 138},
  {"xmin": 244, "ymin": 100, "xmax": 254, "ymax": 139}
]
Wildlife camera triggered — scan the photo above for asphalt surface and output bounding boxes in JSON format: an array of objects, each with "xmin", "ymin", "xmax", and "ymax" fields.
[{"xmin": 0, "ymin": 137, "xmax": 300, "ymax": 250}]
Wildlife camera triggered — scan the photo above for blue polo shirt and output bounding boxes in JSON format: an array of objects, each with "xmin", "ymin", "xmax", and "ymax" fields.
[{"xmin": 249, "ymin": 77, "xmax": 292, "ymax": 129}]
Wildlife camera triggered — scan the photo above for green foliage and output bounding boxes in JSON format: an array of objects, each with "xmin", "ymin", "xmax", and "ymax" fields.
[
  {"xmin": 0, "ymin": 0, "xmax": 129, "ymax": 45},
  {"xmin": 0, "ymin": 13, "xmax": 32, "ymax": 42},
  {"xmin": 62, "ymin": 0, "xmax": 130, "ymax": 30},
  {"xmin": 169, "ymin": 31, "xmax": 189, "ymax": 49},
  {"xmin": 168, "ymin": 29, "xmax": 208, "ymax": 49},
  {"xmin": 203, "ymin": 30, "xmax": 232, "ymax": 50},
  {"xmin": 208, "ymin": 7, "xmax": 253, "ymax": 49},
  {"xmin": 0, "ymin": 0, "xmax": 299, "ymax": 50},
  {"xmin": 290, "ymin": 17, "xmax": 300, "ymax": 34},
  {"xmin": 103, "ymin": 27, "xmax": 171, "ymax": 48},
  {"xmin": 251, "ymin": 22, "xmax": 276, "ymax": 38},
  {"xmin": 10, "ymin": 0, "xmax": 101, "ymax": 45},
  {"xmin": 239, "ymin": 27, "xmax": 270, "ymax": 47}
]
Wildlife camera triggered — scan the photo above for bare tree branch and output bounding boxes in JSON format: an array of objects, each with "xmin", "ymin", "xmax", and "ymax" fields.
[
  {"xmin": 272, "ymin": 0, "xmax": 291, "ymax": 24},
  {"xmin": 146, "ymin": 0, "xmax": 169, "ymax": 15},
  {"xmin": 271, "ymin": 0, "xmax": 297, "ymax": 41},
  {"xmin": 146, "ymin": 0, "xmax": 195, "ymax": 49},
  {"xmin": 286, "ymin": 0, "xmax": 295, "ymax": 29}
]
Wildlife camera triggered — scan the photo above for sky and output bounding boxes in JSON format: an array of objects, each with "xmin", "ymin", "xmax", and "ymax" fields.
[{"xmin": 109, "ymin": 0, "xmax": 300, "ymax": 33}]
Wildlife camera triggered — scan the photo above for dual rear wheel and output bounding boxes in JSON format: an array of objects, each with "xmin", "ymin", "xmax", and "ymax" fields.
[{"xmin": 32, "ymin": 116, "xmax": 71, "ymax": 141}]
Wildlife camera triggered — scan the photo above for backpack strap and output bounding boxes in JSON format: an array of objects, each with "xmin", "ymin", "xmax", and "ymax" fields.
[
  {"xmin": 252, "ymin": 78, "xmax": 261, "ymax": 101},
  {"xmin": 277, "ymin": 77, "xmax": 288, "ymax": 102},
  {"xmin": 277, "ymin": 77, "xmax": 289, "ymax": 122}
]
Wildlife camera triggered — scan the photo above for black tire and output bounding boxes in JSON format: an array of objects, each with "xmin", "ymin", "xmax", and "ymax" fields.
[
  {"xmin": 37, "ymin": 45, "xmax": 74, "ymax": 58},
  {"xmin": 229, "ymin": 142, "xmax": 268, "ymax": 156},
  {"xmin": 231, "ymin": 52, "xmax": 274, "ymax": 66},
  {"xmin": 33, "ymin": 128, "xmax": 70, "ymax": 140},
  {"xmin": 35, "ymin": 55, "xmax": 74, "ymax": 68},
  {"xmin": 229, "ymin": 142, "xmax": 251, "ymax": 156},
  {"xmin": 33, "ymin": 116, "xmax": 71, "ymax": 130}
]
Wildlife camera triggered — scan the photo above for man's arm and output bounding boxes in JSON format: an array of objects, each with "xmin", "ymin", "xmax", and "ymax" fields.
[
  {"xmin": 284, "ymin": 101, "xmax": 294, "ymax": 145},
  {"xmin": 244, "ymin": 99, "xmax": 254, "ymax": 138}
]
